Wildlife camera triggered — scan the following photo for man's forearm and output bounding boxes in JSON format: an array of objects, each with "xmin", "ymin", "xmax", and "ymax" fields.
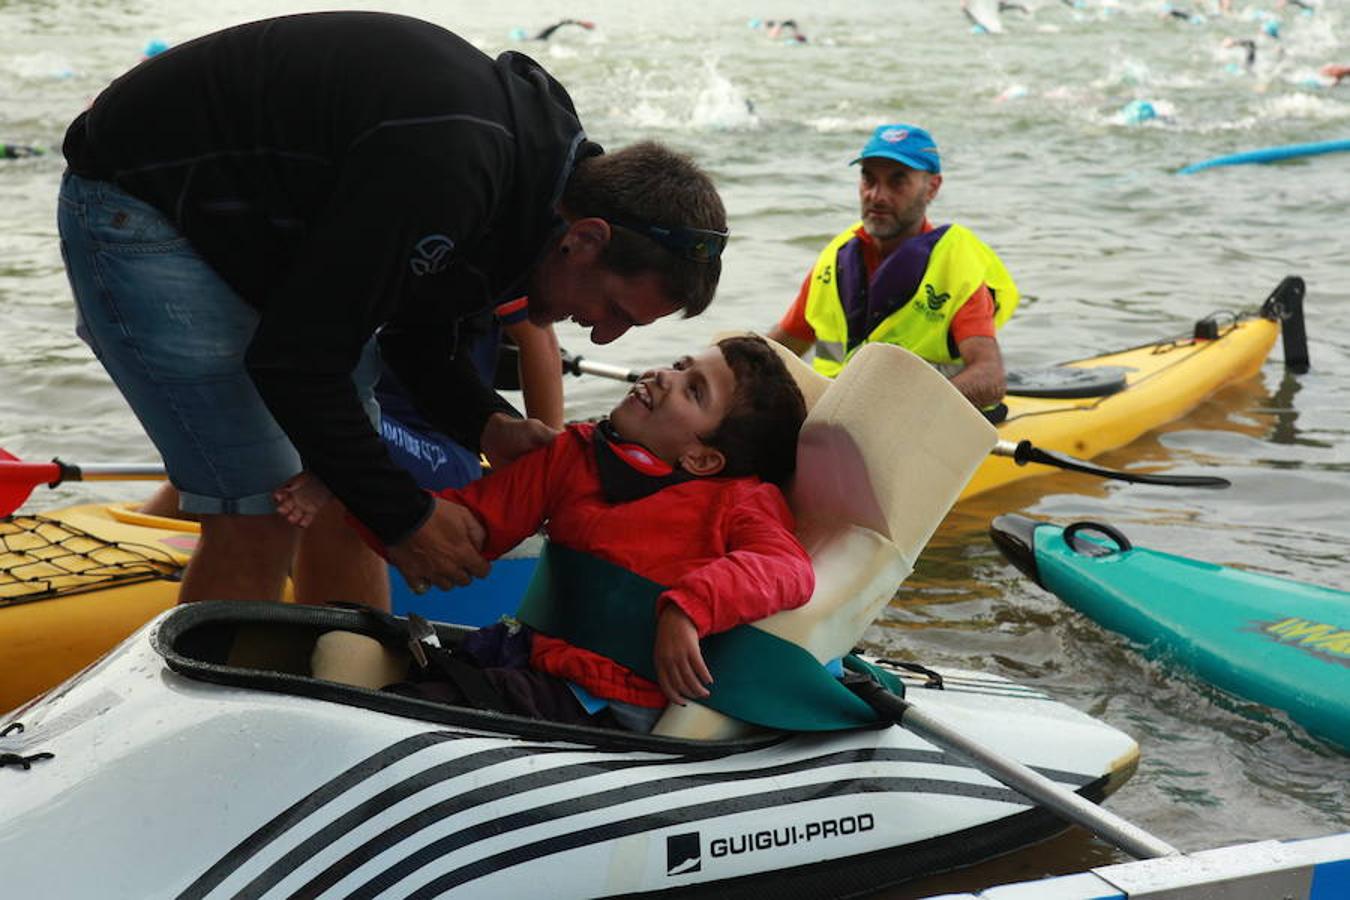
[
  {"xmin": 951, "ymin": 335, "xmax": 1006, "ymax": 408},
  {"xmin": 949, "ymin": 363, "xmax": 1006, "ymax": 408}
]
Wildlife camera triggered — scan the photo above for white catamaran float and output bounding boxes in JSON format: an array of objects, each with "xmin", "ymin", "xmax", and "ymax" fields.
[{"xmin": 0, "ymin": 344, "xmax": 1162, "ymax": 898}]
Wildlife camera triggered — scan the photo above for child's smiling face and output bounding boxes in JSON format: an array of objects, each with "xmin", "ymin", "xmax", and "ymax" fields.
[{"xmin": 608, "ymin": 346, "xmax": 736, "ymax": 476}]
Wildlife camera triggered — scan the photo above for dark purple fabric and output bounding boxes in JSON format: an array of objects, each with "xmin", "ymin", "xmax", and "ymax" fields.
[
  {"xmin": 836, "ymin": 225, "xmax": 949, "ymax": 351},
  {"xmin": 482, "ymin": 667, "xmax": 614, "ymax": 726},
  {"xmin": 390, "ymin": 626, "xmax": 617, "ymax": 726},
  {"xmin": 459, "ymin": 621, "xmax": 535, "ymax": 669},
  {"xmin": 835, "ymin": 238, "xmax": 870, "ymax": 349}
]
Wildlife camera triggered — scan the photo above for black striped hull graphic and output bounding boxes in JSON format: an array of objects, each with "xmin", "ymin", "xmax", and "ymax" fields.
[{"xmin": 179, "ymin": 729, "xmax": 1093, "ymax": 899}]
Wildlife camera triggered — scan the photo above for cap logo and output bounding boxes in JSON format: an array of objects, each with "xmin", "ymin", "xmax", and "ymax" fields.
[{"xmin": 880, "ymin": 128, "xmax": 910, "ymax": 143}]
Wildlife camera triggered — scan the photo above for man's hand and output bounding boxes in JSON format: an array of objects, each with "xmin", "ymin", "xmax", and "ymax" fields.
[
  {"xmin": 480, "ymin": 412, "xmax": 560, "ymax": 469},
  {"xmin": 653, "ymin": 605, "xmax": 712, "ymax": 705},
  {"xmin": 387, "ymin": 496, "xmax": 489, "ymax": 593}
]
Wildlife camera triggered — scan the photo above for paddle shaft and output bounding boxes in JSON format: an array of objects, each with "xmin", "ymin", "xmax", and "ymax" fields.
[
  {"xmin": 852, "ymin": 680, "xmax": 1181, "ymax": 860},
  {"xmin": 0, "ymin": 460, "xmax": 166, "ymax": 485},
  {"xmin": 560, "ymin": 351, "xmax": 640, "ymax": 383}
]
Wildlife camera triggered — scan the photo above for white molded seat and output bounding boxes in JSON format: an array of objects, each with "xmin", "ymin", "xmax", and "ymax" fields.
[{"xmin": 653, "ymin": 341, "xmax": 996, "ymax": 740}]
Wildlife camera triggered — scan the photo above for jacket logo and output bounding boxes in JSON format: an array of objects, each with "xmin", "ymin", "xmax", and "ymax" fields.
[
  {"xmin": 923, "ymin": 283, "xmax": 950, "ymax": 311},
  {"xmin": 380, "ymin": 419, "xmax": 450, "ymax": 472},
  {"xmin": 666, "ymin": 832, "xmax": 702, "ymax": 876},
  {"xmin": 410, "ymin": 235, "xmax": 455, "ymax": 276}
]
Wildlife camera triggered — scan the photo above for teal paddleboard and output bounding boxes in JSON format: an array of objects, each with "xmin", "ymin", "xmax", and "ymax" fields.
[{"xmin": 991, "ymin": 515, "xmax": 1350, "ymax": 751}]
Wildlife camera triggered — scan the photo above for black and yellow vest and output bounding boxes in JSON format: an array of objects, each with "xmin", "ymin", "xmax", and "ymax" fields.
[{"xmin": 803, "ymin": 222, "xmax": 1018, "ymax": 377}]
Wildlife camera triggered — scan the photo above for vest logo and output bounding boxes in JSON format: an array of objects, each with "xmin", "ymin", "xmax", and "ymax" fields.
[
  {"xmin": 923, "ymin": 283, "xmax": 950, "ymax": 311},
  {"xmin": 666, "ymin": 832, "xmax": 702, "ymax": 876},
  {"xmin": 816, "ymin": 263, "xmax": 833, "ymax": 285},
  {"xmin": 409, "ymin": 235, "xmax": 455, "ymax": 276}
]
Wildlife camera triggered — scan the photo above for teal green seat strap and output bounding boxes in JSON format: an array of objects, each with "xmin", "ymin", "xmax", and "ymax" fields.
[{"xmin": 516, "ymin": 542, "xmax": 882, "ymax": 731}]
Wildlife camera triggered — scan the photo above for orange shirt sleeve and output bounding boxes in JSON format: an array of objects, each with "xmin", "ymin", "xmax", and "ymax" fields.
[
  {"xmin": 950, "ymin": 284, "xmax": 996, "ymax": 345},
  {"xmin": 775, "ymin": 269, "xmax": 817, "ymax": 342}
]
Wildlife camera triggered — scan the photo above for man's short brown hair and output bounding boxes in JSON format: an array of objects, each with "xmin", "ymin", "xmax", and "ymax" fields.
[
  {"xmin": 701, "ymin": 336, "xmax": 807, "ymax": 487},
  {"xmin": 562, "ymin": 141, "xmax": 726, "ymax": 317}
]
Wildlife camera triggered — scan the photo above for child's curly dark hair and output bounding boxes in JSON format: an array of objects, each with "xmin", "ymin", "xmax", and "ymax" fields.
[{"xmin": 700, "ymin": 335, "xmax": 807, "ymax": 487}]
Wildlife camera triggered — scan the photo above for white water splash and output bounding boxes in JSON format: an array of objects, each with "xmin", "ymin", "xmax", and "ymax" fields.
[
  {"xmin": 601, "ymin": 60, "xmax": 758, "ymax": 132},
  {"xmin": 1258, "ymin": 91, "xmax": 1350, "ymax": 121},
  {"xmin": 690, "ymin": 61, "xmax": 759, "ymax": 131},
  {"xmin": 1095, "ymin": 56, "xmax": 1156, "ymax": 90},
  {"xmin": 3, "ymin": 52, "xmax": 78, "ymax": 81}
]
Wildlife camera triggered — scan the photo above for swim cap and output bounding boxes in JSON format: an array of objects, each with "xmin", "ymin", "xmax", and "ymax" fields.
[{"xmin": 1122, "ymin": 99, "xmax": 1158, "ymax": 124}]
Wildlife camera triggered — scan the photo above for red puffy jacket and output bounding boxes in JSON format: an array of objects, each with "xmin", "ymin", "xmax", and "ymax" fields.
[{"xmin": 439, "ymin": 423, "xmax": 814, "ymax": 707}]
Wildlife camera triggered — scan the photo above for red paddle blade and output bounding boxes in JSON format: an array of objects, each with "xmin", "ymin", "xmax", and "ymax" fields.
[{"xmin": 0, "ymin": 450, "xmax": 63, "ymax": 517}]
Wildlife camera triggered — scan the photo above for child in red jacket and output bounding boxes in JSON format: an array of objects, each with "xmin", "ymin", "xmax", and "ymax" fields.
[{"xmin": 280, "ymin": 335, "xmax": 812, "ymax": 731}]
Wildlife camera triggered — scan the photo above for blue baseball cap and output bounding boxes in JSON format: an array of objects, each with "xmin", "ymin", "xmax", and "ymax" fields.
[{"xmin": 851, "ymin": 124, "xmax": 942, "ymax": 173}]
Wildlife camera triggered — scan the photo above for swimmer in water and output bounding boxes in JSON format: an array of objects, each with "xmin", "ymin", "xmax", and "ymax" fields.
[
  {"xmin": 1221, "ymin": 17, "xmax": 1281, "ymax": 73},
  {"xmin": 761, "ymin": 19, "xmax": 808, "ymax": 43},
  {"xmin": 961, "ymin": 1, "xmax": 1002, "ymax": 30},
  {"xmin": 532, "ymin": 19, "xmax": 596, "ymax": 41},
  {"xmin": 1321, "ymin": 64, "xmax": 1350, "ymax": 84},
  {"xmin": 1222, "ymin": 37, "xmax": 1258, "ymax": 71},
  {"xmin": 1, "ymin": 143, "xmax": 45, "ymax": 159}
]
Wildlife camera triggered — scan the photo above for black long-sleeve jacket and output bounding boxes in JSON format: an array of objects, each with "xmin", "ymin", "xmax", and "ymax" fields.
[{"xmin": 64, "ymin": 12, "xmax": 598, "ymax": 545}]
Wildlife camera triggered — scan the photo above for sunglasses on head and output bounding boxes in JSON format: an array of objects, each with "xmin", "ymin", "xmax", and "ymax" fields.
[{"xmin": 607, "ymin": 218, "xmax": 729, "ymax": 264}]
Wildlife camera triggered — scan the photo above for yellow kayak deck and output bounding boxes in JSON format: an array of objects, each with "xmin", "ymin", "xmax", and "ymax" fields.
[
  {"xmin": 965, "ymin": 315, "xmax": 1278, "ymax": 499},
  {"xmin": 0, "ymin": 504, "xmax": 199, "ymax": 712}
]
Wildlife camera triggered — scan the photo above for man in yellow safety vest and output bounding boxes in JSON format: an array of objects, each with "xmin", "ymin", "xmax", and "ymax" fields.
[{"xmin": 768, "ymin": 123, "xmax": 1018, "ymax": 418}]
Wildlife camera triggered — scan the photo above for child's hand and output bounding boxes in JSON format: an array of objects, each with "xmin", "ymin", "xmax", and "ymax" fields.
[
  {"xmin": 272, "ymin": 472, "xmax": 333, "ymax": 527},
  {"xmin": 654, "ymin": 606, "xmax": 712, "ymax": 706}
]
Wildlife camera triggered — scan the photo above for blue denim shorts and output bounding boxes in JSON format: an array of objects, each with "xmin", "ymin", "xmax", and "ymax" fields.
[{"xmin": 57, "ymin": 171, "xmax": 379, "ymax": 516}]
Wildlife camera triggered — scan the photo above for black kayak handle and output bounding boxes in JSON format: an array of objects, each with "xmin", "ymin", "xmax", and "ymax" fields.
[{"xmin": 1063, "ymin": 521, "xmax": 1133, "ymax": 557}]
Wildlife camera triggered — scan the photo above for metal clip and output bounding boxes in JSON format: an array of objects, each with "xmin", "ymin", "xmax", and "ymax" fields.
[{"xmin": 407, "ymin": 613, "xmax": 441, "ymax": 671}]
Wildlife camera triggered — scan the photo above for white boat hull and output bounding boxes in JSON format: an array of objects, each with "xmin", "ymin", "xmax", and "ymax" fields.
[{"xmin": 0, "ymin": 603, "xmax": 1138, "ymax": 898}]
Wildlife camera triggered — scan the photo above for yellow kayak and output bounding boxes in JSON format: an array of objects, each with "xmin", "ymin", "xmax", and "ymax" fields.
[
  {"xmin": 967, "ymin": 312, "xmax": 1279, "ymax": 499},
  {"xmin": 0, "ymin": 503, "xmax": 197, "ymax": 712}
]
